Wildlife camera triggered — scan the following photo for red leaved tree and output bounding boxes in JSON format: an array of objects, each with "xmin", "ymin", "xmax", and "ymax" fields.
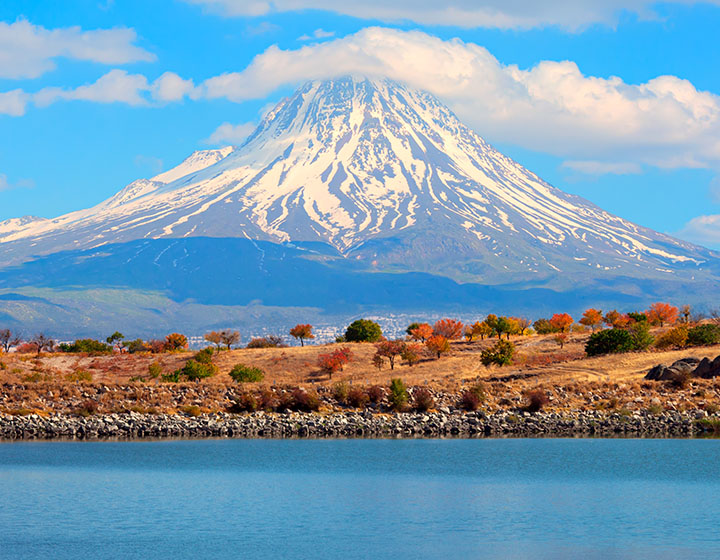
[
  {"xmin": 317, "ymin": 346, "xmax": 353, "ymax": 379},
  {"xmin": 409, "ymin": 323, "xmax": 433, "ymax": 342},
  {"xmin": 374, "ymin": 340, "xmax": 405, "ymax": 370},
  {"xmin": 433, "ymin": 318, "xmax": 464, "ymax": 340}
]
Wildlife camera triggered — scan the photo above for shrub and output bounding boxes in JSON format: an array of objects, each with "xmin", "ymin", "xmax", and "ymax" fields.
[
  {"xmin": 124, "ymin": 339, "xmax": 149, "ymax": 353},
  {"xmin": 171, "ymin": 358, "xmax": 218, "ymax": 382},
  {"xmin": 347, "ymin": 387, "xmax": 369, "ymax": 408},
  {"xmin": 367, "ymin": 385, "xmax": 385, "ymax": 403},
  {"xmin": 291, "ymin": 388, "xmax": 321, "ymax": 412},
  {"xmin": 655, "ymin": 326, "xmax": 688, "ymax": 349},
  {"xmin": 628, "ymin": 322, "xmax": 654, "ymax": 351},
  {"xmin": 333, "ymin": 382, "xmax": 350, "ymax": 403},
  {"xmin": 388, "ymin": 378, "xmax": 408, "ymax": 411},
  {"xmin": 161, "ymin": 371, "xmax": 181, "ymax": 383},
  {"xmin": 480, "ymin": 340, "xmax": 515, "ymax": 366},
  {"xmin": 413, "ymin": 388, "xmax": 435, "ymax": 412},
  {"xmin": 585, "ymin": 328, "xmax": 635, "ymax": 356},
  {"xmin": 345, "ymin": 319, "xmax": 383, "ymax": 342},
  {"xmin": 458, "ymin": 383, "xmax": 487, "ymax": 411},
  {"xmin": 58, "ymin": 339, "xmax": 112, "ymax": 354},
  {"xmin": 668, "ymin": 369, "xmax": 691, "ymax": 389},
  {"xmin": 181, "ymin": 405, "xmax": 203, "ymax": 417},
  {"xmin": 194, "ymin": 347, "xmax": 215, "ymax": 364},
  {"xmin": 148, "ymin": 339, "xmax": 168, "ymax": 353},
  {"xmin": 66, "ymin": 369, "xmax": 93, "ymax": 383},
  {"xmin": 76, "ymin": 399, "xmax": 98, "ymax": 417},
  {"xmin": 524, "ymin": 389, "xmax": 549, "ymax": 413},
  {"xmin": 229, "ymin": 364, "xmax": 264, "ymax": 383},
  {"xmin": 247, "ymin": 335, "xmax": 286, "ymax": 348},
  {"xmin": 687, "ymin": 324, "xmax": 720, "ymax": 346},
  {"xmin": 148, "ymin": 361, "xmax": 162, "ymax": 378},
  {"xmin": 228, "ymin": 392, "xmax": 258, "ymax": 413}
]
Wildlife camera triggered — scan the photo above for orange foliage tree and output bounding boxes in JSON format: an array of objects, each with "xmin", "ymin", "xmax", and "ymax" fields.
[
  {"xmin": 471, "ymin": 321, "xmax": 493, "ymax": 340},
  {"xmin": 514, "ymin": 317, "xmax": 531, "ymax": 335},
  {"xmin": 603, "ymin": 310, "xmax": 630, "ymax": 328},
  {"xmin": 164, "ymin": 333, "xmax": 188, "ymax": 352},
  {"xmin": 426, "ymin": 335, "xmax": 451, "ymax": 359},
  {"xmin": 433, "ymin": 319, "xmax": 464, "ymax": 340},
  {"xmin": 579, "ymin": 308, "xmax": 603, "ymax": 332},
  {"xmin": 646, "ymin": 302, "xmax": 679, "ymax": 327},
  {"xmin": 549, "ymin": 313, "xmax": 574, "ymax": 333},
  {"xmin": 204, "ymin": 331, "xmax": 223, "ymax": 350},
  {"xmin": 374, "ymin": 340, "xmax": 405, "ymax": 370},
  {"xmin": 289, "ymin": 324, "xmax": 315, "ymax": 346},
  {"xmin": 409, "ymin": 323, "xmax": 433, "ymax": 342}
]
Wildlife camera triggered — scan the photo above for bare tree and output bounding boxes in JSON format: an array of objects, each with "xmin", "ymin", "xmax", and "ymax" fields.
[
  {"xmin": 710, "ymin": 309, "xmax": 720, "ymax": 325},
  {"xmin": 30, "ymin": 333, "xmax": 54, "ymax": 355},
  {"xmin": 0, "ymin": 329, "xmax": 22, "ymax": 353},
  {"xmin": 219, "ymin": 330, "xmax": 240, "ymax": 350}
]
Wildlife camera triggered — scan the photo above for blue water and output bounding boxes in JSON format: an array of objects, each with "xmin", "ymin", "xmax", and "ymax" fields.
[{"xmin": 1, "ymin": 439, "xmax": 719, "ymax": 559}]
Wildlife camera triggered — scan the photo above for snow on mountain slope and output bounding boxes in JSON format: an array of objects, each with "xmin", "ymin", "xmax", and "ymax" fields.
[{"xmin": 0, "ymin": 76, "xmax": 717, "ymax": 288}]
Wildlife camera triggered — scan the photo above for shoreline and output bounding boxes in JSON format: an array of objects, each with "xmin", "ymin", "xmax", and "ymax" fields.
[{"xmin": 2, "ymin": 409, "xmax": 717, "ymax": 441}]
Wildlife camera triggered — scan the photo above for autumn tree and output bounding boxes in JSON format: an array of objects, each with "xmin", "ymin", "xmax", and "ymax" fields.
[
  {"xmin": 514, "ymin": 318, "xmax": 531, "ymax": 336},
  {"xmin": 463, "ymin": 325, "xmax": 474, "ymax": 342},
  {"xmin": 203, "ymin": 331, "xmax": 223, "ymax": 350},
  {"xmin": 579, "ymin": 309, "xmax": 603, "ymax": 332},
  {"xmin": 164, "ymin": 333, "xmax": 188, "ymax": 352},
  {"xmin": 554, "ymin": 333, "xmax": 568, "ymax": 349},
  {"xmin": 603, "ymin": 310, "xmax": 630, "ymax": 329},
  {"xmin": 30, "ymin": 333, "xmax": 54, "ymax": 355},
  {"xmin": 401, "ymin": 343, "xmax": 423, "ymax": 366},
  {"xmin": 471, "ymin": 321, "xmax": 493, "ymax": 340},
  {"xmin": 374, "ymin": 340, "xmax": 405, "ymax": 370},
  {"xmin": 317, "ymin": 347, "xmax": 353, "ymax": 379},
  {"xmin": 549, "ymin": 313, "xmax": 574, "ymax": 333},
  {"xmin": 0, "ymin": 329, "xmax": 21, "ymax": 353},
  {"xmin": 426, "ymin": 335, "xmax": 450, "ymax": 359},
  {"xmin": 409, "ymin": 323, "xmax": 433, "ymax": 342},
  {"xmin": 484, "ymin": 314, "xmax": 499, "ymax": 336},
  {"xmin": 646, "ymin": 302, "xmax": 679, "ymax": 327},
  {"xmin": 289, "ymin": 324, "xmax": 315, "ymax": 347},
  {"xmin": 219, "ymin": 330, "xmax": 241, "ymax": 350},
  {"xmin": 432, "ymin": 318, "xmax": 464, "ymax": 340}
]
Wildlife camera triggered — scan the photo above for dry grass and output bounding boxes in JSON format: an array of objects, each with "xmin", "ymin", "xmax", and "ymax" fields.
[{"xmin": 0, "ymin": 332, "xmax": 719, "ymax": 414}]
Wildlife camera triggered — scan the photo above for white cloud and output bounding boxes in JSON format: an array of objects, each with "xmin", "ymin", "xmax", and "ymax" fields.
[
  {"xmin": 34, "ymin": 69, "xmax": 150, "ymax": 107},
  {"xmin": 0, "ymin": 19, "xmax": 155, "ymax": 80},
  {"xmin": 677, "ymin": 214, "xmax": 720, "ymax": 247},
  {"xmin": 0, "ymin": 89, "xmax": 30, "ymax": 116},
  {"xmin": 196, "ymin": 27, "xmax": 720, "ymax": 171},
  {"xmin": 205, "ymin": 122, "xmax": 257, "ymax": 144},
  {"xmin": 182, "ymin": 0, "xmax": 720, "ymax": 30},
  {"xmin": 299, "ymin": 28, "xmax": 336, "ymax": 41},
  {"xmin": 0, "ymin": 174, "xmax": 34, "ymax": 191},
  {"xmin": 151, "ymin": 72, "xmax": 197, "ymax": 102},
  {"xmin": 562, "ymin": 160, "xmax": 643, "ymax": 175}
]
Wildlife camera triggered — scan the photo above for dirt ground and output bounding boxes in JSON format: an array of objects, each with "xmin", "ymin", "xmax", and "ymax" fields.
[{"xmin": 2, "ymin": 332, "xmax": 720, "ymax": 415}]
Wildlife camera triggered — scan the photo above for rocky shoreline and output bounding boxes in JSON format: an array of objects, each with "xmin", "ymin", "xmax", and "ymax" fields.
[{"xmin": 2, "ymin": 409, "xmax": 718, "ymax": 441}]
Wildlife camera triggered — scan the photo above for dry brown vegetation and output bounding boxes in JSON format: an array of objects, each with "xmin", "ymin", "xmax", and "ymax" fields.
[{"xmin": 2, "ymin": 331, "xmax": 720, "ymax": 416}]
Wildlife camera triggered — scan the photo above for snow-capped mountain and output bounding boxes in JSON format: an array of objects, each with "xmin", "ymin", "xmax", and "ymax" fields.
[{"xmin": 0, "ymin": 76, "xmax": 717, "ymax": 290}]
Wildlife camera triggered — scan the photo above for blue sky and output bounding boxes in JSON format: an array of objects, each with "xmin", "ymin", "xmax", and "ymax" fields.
[{"xmin": 1, "ymin": 0, "xmax": 720, "ymax": 247}]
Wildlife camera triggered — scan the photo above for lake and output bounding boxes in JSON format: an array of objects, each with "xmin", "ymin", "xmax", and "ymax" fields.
[{"xmin": 1, "ymin": 438, "xmax": 719, "ymax": 559}]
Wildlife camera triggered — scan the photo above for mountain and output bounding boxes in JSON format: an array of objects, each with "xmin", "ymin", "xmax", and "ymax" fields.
[{"xmin": 0, "ymin": 76, "xmax": 718, "ymax": 336}]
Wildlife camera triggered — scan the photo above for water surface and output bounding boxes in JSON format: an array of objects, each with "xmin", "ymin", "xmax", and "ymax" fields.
[{"xmin": 1, "ymin": 438, "xmax": 719, "ymax": 559}]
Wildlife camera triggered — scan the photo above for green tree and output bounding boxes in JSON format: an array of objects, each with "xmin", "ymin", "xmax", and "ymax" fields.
[
  {"xmin": 388, "ymin": 378, "xmax": 408, "ymax": 411},
  {"xmin": 345, "ymin": 319, "xmax": 383, "ymax": 342},
  {"xmin": 585, "ymin": 329, "xmax": 634, "ymax": 356}
]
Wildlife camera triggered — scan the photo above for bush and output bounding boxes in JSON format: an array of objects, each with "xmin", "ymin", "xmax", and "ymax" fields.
[
  {"xmin": 655, "ymin": 326, "xmax": 688, "ymax": 349},
  {"xmin": 228, "ymin": 392, "xmax": 258, "ymax": 413},
  {"xmin": 524, "ymin": 389, "xmax": 549, "ymax": 413},
  {"xmin": 345, "ymin": 319, "xmax": 383, "ymax": 342},
  {"xmin": 628, "ymin": 322, "xmax": 654, "ymax": 351},
  {"xmin": 480, "ymin": 340, "xmax": 515, "ymax": 366},
  {"xmin": 170, "ymin": 358, "xmax": 218, "ymax": 382},
  {"xmin": 458, "ymin": 383, "xmax": 487, "ymax": 411},
  {"xmin": 194, "ymin": 347, "xmax": 215, "ymax": 364},
  {"xmin": 291, "ymin": 388, "xmax": 321, "ymax": 412},
  {"xmin": 76, "ymin": 399, "xmax": 98, "ymax": 417},
  {"xmin": 229, "ymin": 364, "xmax": 264, "ymax": 382},
  {"xmin": 388, "ymin": 378, "xmax": 408, "ymax": 411},
  {"xmin": 66, "ymin": 369, "xmax": 93, "ymax": 383},
  {"xmin": 347, "ymin": 387, "xmax": 369, "ymax": 408},
  {"xmin": 413, "ymin": 388, "xmax": 435, "ymax": 412},
  {"xmin": 687, "ymin": 324, "xmax": 720, "ymax": 346},
  {"xmin": 246, "ymin": 335, "xmax": 286, "ymax": 348},
  {"xmin": 333, "ymin": 382, "xmax": 350, "ymax": 403},
  {"xmin": 58, "ymin": 339, "xmax": 112, "ymax": 354},
  {"xmin": 585, "ymin": 328, "xmax": 635, "ymax": 356},
  {"xmin": 367, "ymin": 385, "xmax": 385, "ymax": 403},
  {"xmin": 124, "ymin": 339, "xmax": 149, "ymax": 353},
  {"xmin": 533, "ymin": 318, "xmax": 558, "ymax": 334},
  {"xmin": 148, "ymin": 361, "xmax": 162, "ymax": 378}
]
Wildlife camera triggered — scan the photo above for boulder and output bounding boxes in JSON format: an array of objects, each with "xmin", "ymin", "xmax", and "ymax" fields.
[
  {"xmin": 645, "ymin": 358, "xmax": 698, "ymax": 381},
  {"xmin": 693, "ymin": 356, "xmax": 720, "ymax": 379}
]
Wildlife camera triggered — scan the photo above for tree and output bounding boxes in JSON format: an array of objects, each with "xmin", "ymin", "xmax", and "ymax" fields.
[
  {"xmin": 204, "ymin": 331, "xmax": 223, "ymax": 351},
  {"xmin": 405, "ymin": 322, "xmax": 421, "ymax": 336},
  {"xmin": 433, "ymin": 319, "xmax": 464, "ymax": 340},
  {"xmin": 554, "ymin": 333, "xmax": 568, "ymax": 349},
  {"xmin": 219, "ymin": 330, "xmax": 241, "ymax": 350},
  {"xmin": 30, "ymin": 333, "xmax": 54, "ymax": 355},
  {"xmin": 480, "ymin": 340, "xmax": 515, "ymax": 366},
  {"xmin": 58, "ymin": 339, "xmax": 112, "ymax": 354},
  {"xmin": 646, "ymin": 302, "xmax": 678, "ymax": 327},
  {"xmin": 426, "ymin": 335, "xmax": 450, "ymax": 359},
  {"xmin": 164, "ymin": 333, "xmax": 188, "ymax": 352},
  {"xmin": 579, "ymin": 309, "xmax": 603, "ymax": 332},
  {"xmin": 345, "ymin": 319, "xmax": 383, "ymax": 342},
  {"xmin": 515, "ymin": 318, "xmax": 531, "ymax": 335},
  {"xmin": 106, "ymin": 331, "xmax": 125, "ymax": 352},
  {"xmin": 388, "ymin": 378, "xmax": 408, "ymax": 411},
  {"xmin": 317, "ymin": 347, "xmax": 353, "ymax": 378},
  {"xmin": 471, "ymin": 321, "xmax": 493, "ymax": 340},
  {"xmin": 374, "ymin": 340, "xmax": 405, "ymax": 370},
  {"xmin": 0, "ymin": 329, "xmax": 21, "ymax": 353},
  {"xmin": 533, "ymin": 318, "xmax": 557, "ymax": 334},
  {"xmin": 484, "ymin": 314, "xmax": 499, "ymax": 336},
  {"xmin": 585, "ymin": 329, "xmax": 635, "ymax": 356},
  {"xmin": 409, "ymin": 323, "xmax": 433, "ymax": 342},
  {"xmin": 549, "ymin": 313, "xmax": 574, "ymax": 333},
  {"xmin": 289, "ymin": 324, "xmax": 315, "ymax": 347},
  {"xmin": 401, "ymin": 343, "xmax": 423, "ymax": 366},
  {"xmin": 494, "ymin": 316, "xmax": 516, "ymax": 339},
  {"xmin": 680, "ymin": 305, "xmax": 692, "ymax": 324}
]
